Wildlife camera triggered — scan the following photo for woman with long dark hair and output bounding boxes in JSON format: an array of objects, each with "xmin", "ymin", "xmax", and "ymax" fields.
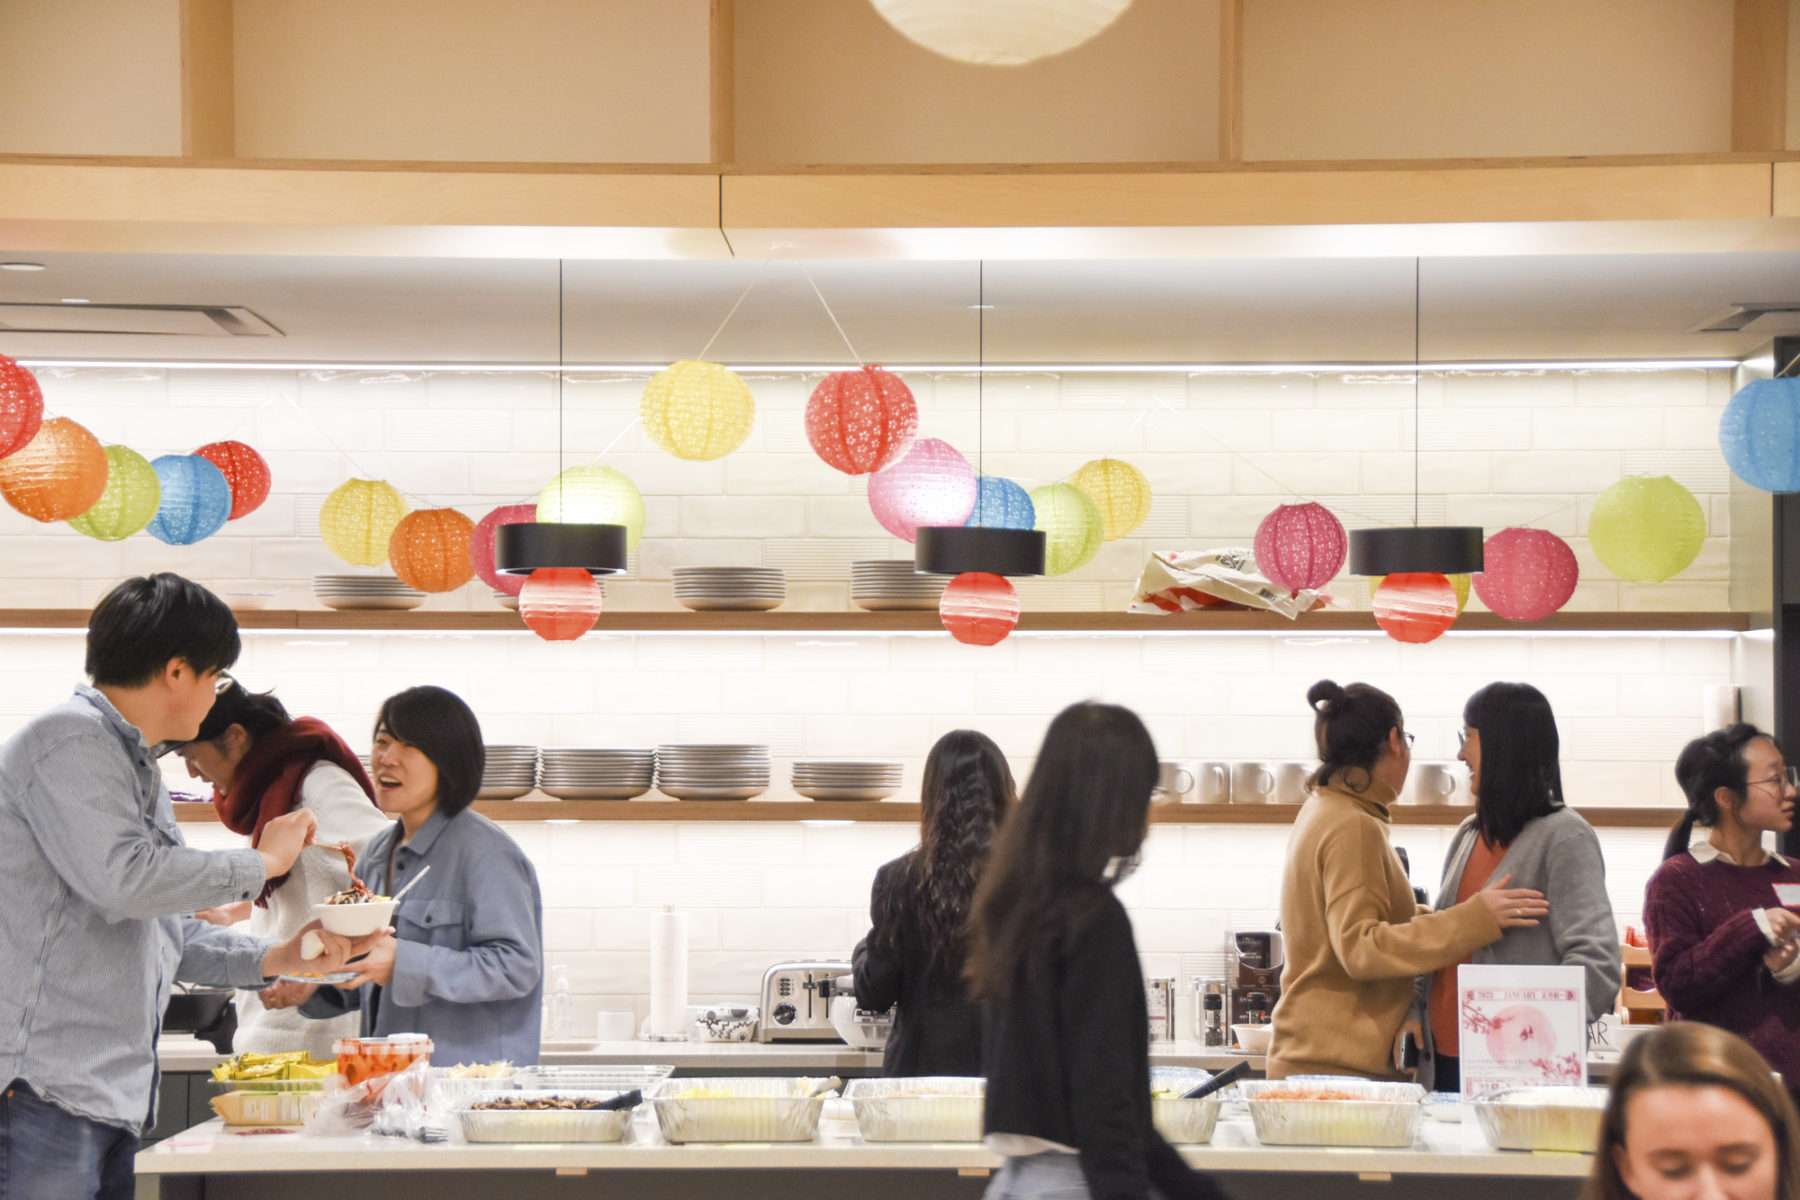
[
  {"xmin": 853, "ymin": 729, "xmax": 1014, "ymax": 1077},
  {"xmin": 1643, "ymin": 723, "xmax": 1800, "ymax": 1106},
  {"xmin": 970, "ymin": 702, "xmax": 1230, "ymax": 1200}
]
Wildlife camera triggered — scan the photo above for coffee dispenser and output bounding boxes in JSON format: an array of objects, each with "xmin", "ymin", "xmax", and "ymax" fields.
[{"xmin": 1226, "ymin": 929, "xmax": 1283, "ymax": 1030}]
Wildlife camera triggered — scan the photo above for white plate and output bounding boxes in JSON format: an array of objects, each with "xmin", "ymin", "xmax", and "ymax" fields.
[
  {"xmin": 475, "ymin": 786, "xmax": 535, "ymax": 800},
  {"xmin": 658, "ymin": 785, "xmax": 768, "ymax": 801},
  {"xmin": 793, "ymin": 786, "xmax": 902, "ymax": 801},
  {"xmin": 538, "ymin": 785, "xmax": 650, "ymax": 800},
  {"xmin": 675, "ymin": 597, "xmax": 783, "ymax": 611},
  {"xmin": 319, "ymin": 596, "xmax": 426, "ymax": 611}
]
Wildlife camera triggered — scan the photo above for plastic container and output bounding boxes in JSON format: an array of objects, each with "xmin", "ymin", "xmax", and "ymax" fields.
[
  {"xmin": 210, "ymin": 1089, "xmax": 321, "ymax": 1126},
  {"xmin": 514, "ymin": 1065, "xmax": 675, "ymax": 1092},
  {"xmin": 1150, "ymin": 1066, "xmax": 1221, "ymax": 1144},
  {"xmin": 426, "ymin": 1066, "xmax": 518, "ymax": 1107},
  {"xmin": 845, "ymin": 1077, "xmax": 984, "ymax": 1142},
  {"xmin": 1471, "ymin": 1086, "xmax": 1608, "ymax": 1153},
  {"xmin": 456, "ymin": 1089, "xmax": 635, "ymax": 1143},
  {"xmin": 334, "ymin": 1034, "xmax": 433, "ymax": 1088},
  {"xmin": 1239, "ymin": 1078, "xmax": 1425, "ymax": 1147},
  {"xmin": 648, "ymin": 1076, "xmax": 829, "ymax": 1143}
]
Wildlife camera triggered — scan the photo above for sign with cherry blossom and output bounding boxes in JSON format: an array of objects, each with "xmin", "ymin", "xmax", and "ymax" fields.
[{"xmin": 1456, "ymin": 964, "xmax": 1587, "ymax": 1099}]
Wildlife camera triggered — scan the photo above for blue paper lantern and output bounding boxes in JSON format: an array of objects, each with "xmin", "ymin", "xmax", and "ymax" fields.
[
  {"xmin": 964, "ymin": 475, "xmax": 1035, "ymax": 530},
  {"xmin": 147, "ymin": 454, "xmax": 232, "ymax": 545},
  {"xmin": 1721, "ymin": 378, "xmax": 1800, "ymax": 493}
]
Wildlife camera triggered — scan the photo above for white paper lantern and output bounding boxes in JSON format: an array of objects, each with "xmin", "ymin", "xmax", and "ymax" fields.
[{"xmin": 869, "ymin": 0, "xmax": 1133, "ymax": 66}]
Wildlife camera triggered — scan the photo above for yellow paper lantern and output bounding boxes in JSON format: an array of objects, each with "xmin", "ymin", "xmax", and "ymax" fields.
[
  {"xmin": 1587, "ymin": 475, "xmax": 1706, "ymax": 583},
  {"xmin": 68, "ymin": 446, "xmax": 161, "ymax": 541},
  {"xmin": 388, "ymin": 508, "xmax": 476, "ymax": 593},
  {"xmin": 0, "ymin": 416, "xmax": 109, "ymax": 522},
  {"xmin": 1370, "ymin": 573, "xmax": 1471, "ymax": 614},
  {"xmin": 1069, "ymin": 457, "xmax": 1152, "ymax": 540},
  {"xmin": 1031, "ymin": 482, "xmax": 1104, "ymax": 576},
  {"xmin": 319, "ymin": 478, "xmax": 409, "ymax": 567},
  {"xmin": 536, "ymin": 466, "xmax": 645, "ymax": 551},
  {"xmin": 639, "ymin": 360, "xmax": 756, "ymax": 461}
]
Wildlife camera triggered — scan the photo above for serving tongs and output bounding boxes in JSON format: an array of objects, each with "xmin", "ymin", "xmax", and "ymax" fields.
[
  {"xmin": 595, "ymin": 1089, "xmax": 642, "ymax": 1111},
  {"xmin": 1181, "ymin": 1060, "xmax": 1252, "ymax": 1101}
]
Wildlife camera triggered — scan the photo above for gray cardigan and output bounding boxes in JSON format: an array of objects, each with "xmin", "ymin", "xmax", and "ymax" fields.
[{"xmin": 1409, "ymin": 806, "xmax": 1620, "ymax": 1089}]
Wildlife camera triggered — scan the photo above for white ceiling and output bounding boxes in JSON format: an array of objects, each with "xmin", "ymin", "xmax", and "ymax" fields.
[{"xmin": 0, "ymin": 249, "xmax": 1797, "ymax": 366}]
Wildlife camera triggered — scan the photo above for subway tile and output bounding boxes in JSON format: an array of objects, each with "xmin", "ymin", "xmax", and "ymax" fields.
[
  {"xmin": 1231, "ymin": 454, "xmax": 1362, "ymax": 496},
  {"xmin": 1492, "ymin": 451, "xmax": 1625, "ymax": 493},
  {"xmin": 721, "ymin": 907, "xmax": 852, "ymax": 952},
  {"xmin": 542, "ymin": 909, "xmax": 595, "ymax": 952},
  {"xmin": 1575, "ymin": 371, "xmax": 1710, "ymax": 407},
  {"xmin": 1531, "ymin": 407, "xmax": 1662, "ymax": 450}
]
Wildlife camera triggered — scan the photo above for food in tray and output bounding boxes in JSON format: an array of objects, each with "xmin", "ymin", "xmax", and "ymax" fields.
[
  {"xmin": 441, "ymin": 1061, "xmax": 514, "ymax": 1078},
  {"xmin": 1251, "ymin": 1085, "xmax": 1403, "ymax": 1102},
  {"xmin": 472, "ymin": 1095, "xmax": 609, "ymax": 1111},
  {"xmin": 664, "ymin": 1086, "xmax": 736, "ymax": 1100}
]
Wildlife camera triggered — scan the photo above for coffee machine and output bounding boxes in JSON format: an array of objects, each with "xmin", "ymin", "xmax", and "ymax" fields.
[{"xmin": 1225, "ymin": 929, "xmax": 1283, "ymax": 1030}]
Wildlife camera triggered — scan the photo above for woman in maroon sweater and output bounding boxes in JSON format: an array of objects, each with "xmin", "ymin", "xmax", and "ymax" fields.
[{"xmin": 1645, "ymin": 723, "xmax": 1800, "ymax": 1103}]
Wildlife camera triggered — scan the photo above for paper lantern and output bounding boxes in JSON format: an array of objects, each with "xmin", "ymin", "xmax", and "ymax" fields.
[
  {"xmin": 1370, "ymin": 573, "xmax": 1471, "ymax": 614},
  {"xmin": 0, "ymin": 417, "xmax": 108, "ymax": 522},
  {"xmin": 472, "ymin": 503, "xmax": 537, "ymax": 595},
  {"xmin": 870, "ymin": 0, "xmax": 1133, "ymax": 64},
  {"xmin": 867, "ymin": 436, "xmax": 977, "ymax": 542},
  {"xmin": 1472, "ymin": 528, "xmax": 1579, "ymax": 621},
  {"xmin": 519, "ymin": 567, "xmax": 602, "ymax": 641},
  {"xmin": 536, "ymin": 465, "xmax": 645, "ymax": 551},
  {"xmin": 194, "ymin": 440, "xmax": 271, "ymax": 520},
  {"xmin": 1254, "ymin": 502, "xmax": 1347, "ymax": 592},
  {"xmin": 0, "ymin": 354, "xmax": 44, "ymax": 460},
  {"xmin": 68, "ymin": 446, "xmax": 160, "ymax": 541},
  {"xmin": 1587, "ymin": 475, "xmax": 1706, "ymax": 582},
  {"xmin": 640, "ymin": 360, "xmax": 756, "ymax": 461},
  {"xmin": 965, "ymin": 475, "xmax": 1035, "ymax": 530},
  {"xmin": 388, "ymin": 508, "xmax": 476, "ymax": 593},
  {"xmin": 146, "ymin": 455, "xmax": 232, "ymax": 546},
  {"xmin": 1030, "ymin": 482, "xmax": 1104, "ymax": 575},
  {"xmin": 1720, "ymin": 378, "xmax": 1800, "ymax": 493},
  {"xmin": 1372, "ymin": 572, "xmax": 1459, "ymax": 644},
  {"xmin": 939, "ymin": 572, "xmax": 1020, "ymax": 646},
  {"xmin": 1069, "ymin": 458, "xmax": 1151, "ymax": 540},
  {"xmin": 319, "ymin": 479, "xmax": 410, "ymax": 567},
  {"xmin": 805, "ymin": 365, "xmax": 918, "ymax": 475}
]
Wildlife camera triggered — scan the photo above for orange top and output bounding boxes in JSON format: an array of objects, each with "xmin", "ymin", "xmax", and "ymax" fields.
[{"xmin": 1428, "ymin": 836, "xmax": 1509, "ymax": 1057}]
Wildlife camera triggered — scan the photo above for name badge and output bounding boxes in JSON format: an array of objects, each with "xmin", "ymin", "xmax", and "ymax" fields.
[{"xmin": 1774, "ymin": 883, "xmax": 1800, "ymax": 906}]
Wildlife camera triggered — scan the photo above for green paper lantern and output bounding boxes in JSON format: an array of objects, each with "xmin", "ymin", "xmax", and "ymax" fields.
[
  {"xmin": 1031, "ymin": 482, "xmax": 1104, "ymax": 576},
  {"xmin": 535, "ymin": 465, "xmax": 645, "ymax": 552},
  {"xmin": 67, "ymin": 445, "xmax": 160, "ymax": 541},
  {"xmin": 1587, "ymin": 475, "xmax": 1706, "ymax": 582}
]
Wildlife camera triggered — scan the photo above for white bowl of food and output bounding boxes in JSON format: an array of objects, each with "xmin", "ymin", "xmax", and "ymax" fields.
[
  {"xmin": 313, "ymin": 898, "xmax": 397, "ymax": 937},
  {"xmin": 1233, "ymin": 1023, "xmax": 1274, "ymax": 1054}
]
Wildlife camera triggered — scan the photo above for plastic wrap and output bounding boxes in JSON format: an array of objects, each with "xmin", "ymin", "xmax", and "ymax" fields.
[
  {"xmin": 648, "ymin": 1076, "xmax": 830, "ymax": 1143},
  {"xmin": 426, "ymin": 1066, "xmax": 517, "ymax": 1109},
  {"xmin": 456, "ymin": 1090, "xmax": 635, "ymax": 1144},
  {"xmin": 514, "ymin": 1065, "xmax": 675, "ymax": 1092},
  {"xmin": 1150, "ymin": 1067, "xmax": 1221, "ymax": 1144},
  {"xmin": 1471, "ymin": 1087, "xmax": 1608, "ymax": 1153},
  {"xmin": 1239, "ymin": 1078, "xmax": 1424, "ymax": 1147},
  {"xmin": 845, "ymin": 1077, "xmax": 984, "ymax": 1142}
]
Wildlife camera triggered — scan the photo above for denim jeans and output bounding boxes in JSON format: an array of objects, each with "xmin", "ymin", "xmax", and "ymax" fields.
[
  {"xmin": 0, "ymin": 1081, "xmax": 138, "ymax": 1200},
  {"xmin": 984, "ymin": 1152, "xmax": 1092, "ymax": 1200}
]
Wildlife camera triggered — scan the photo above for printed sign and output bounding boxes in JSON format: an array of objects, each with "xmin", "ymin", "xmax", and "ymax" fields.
[{"xmin": 1457, "ymin": 964, "xmax": 1587, "ymax": 1098}]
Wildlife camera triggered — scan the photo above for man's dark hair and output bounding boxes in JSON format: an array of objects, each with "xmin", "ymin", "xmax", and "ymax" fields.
[
  {"xmin": 86, "ymin": 573, "xmax": 240, "ymax": 688},
  {"xmin": 373, "ymin": 686, "xmax": 486, "ymax": 819}
]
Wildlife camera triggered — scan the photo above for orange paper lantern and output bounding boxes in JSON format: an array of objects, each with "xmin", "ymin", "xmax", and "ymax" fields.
[
  {"xmin": 0, "ymin": 416, "xmax": 108, "ymax": 522},
  {"xmin": 195, "ymin": 440, "xmax": 272, "ymax": 520},
  {"xmin": 939, "ymin": 572, "xmax": 1020, "ymax": 646},
  {"xmin": 1372, "ymin": 572, "xmax": 1459, "ymax": 644},
  {"xmin": 519, "ymin": 567, "xmax": 602, "ymax": 641},
  {"xmin": 388, "ymin": 508, "xmax": 476, "ymax": 593},
  {"xmin": 0, "ymin": 354, "xmax": 45, "ymax": 460}
]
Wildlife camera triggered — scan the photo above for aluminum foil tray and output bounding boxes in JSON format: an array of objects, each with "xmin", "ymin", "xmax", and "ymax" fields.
[
  {"xmin": 648, "ymin": 1076, "xmax": 829, "ymax": 1143},
  {"xmin": 1150, "ymin": 1066, "xmax": 1221, "ymax": 1144},
  {"xmin": 845, "ymin": 1076, "xmax": 984, "ymax": 1142},
  {"xmin": 1471, "ymin": 1086, "xmax": 1607, "ymax": 1153},
  {"xmin": 514, "ymin": 1064, "xmax": 674, "ymax": 1091},
  {"xmin": 1239, "ymin": 1078, "xmax": 1425, "ymax": 1147},
  {"xmin": 455, "ymin": 1089, "xmax": 634, "ymax": 1143}
]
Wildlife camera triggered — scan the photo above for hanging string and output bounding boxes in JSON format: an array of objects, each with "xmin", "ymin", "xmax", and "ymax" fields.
[
  {"xmin": 695, "ymin": 260, "xmax": 771, "ymax": 361},
  {"xmin": 556, "ymin": 258, "xmax": 565, "ymax": 515},
  {"xmin": 802, "ymin": 269, "xmax": 864, "ymax": 367},
  {"xmin": 1413, "ymin": 257, "xmax": 1421, "ymax": 529},
  {"xmin": 978, "ymin": 261, "xmax": 986, "ymax": 495}
]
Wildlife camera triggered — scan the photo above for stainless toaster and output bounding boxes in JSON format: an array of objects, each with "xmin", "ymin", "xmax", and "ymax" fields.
[{"xmin": 758, "ymin": 959, "xmax": 852, "ymax": 1042}]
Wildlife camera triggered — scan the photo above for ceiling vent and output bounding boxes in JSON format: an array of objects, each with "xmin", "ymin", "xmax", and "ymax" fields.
[
  {"xmin": 0, "ymin": 303, "xmax": 283, "ymax": 338},
  {"xmin": 1689, "ymin": 302, "xmax": 1800, "ymax": 335}
]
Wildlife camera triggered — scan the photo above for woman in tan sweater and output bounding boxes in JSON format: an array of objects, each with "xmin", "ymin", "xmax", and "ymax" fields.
[{"xmin": 1267, "ymin": 679, "xmax": 1549, "ymax": 1081}]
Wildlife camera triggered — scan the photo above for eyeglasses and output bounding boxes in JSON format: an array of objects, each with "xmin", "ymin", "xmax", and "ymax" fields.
[
  {"xmin": 212, "ymin": 671, "xmax": 235, "ymax": 695},
  {"xmin": 1402, "ymin": 732, "xmax": 1415, "ymax": 748},
  {"xmin": 1748, "ymin": 766, "xmax": 1800, "ymax": 790},
  {"xmin": 1457, "ymin": 727, "xmax": 1470, "ymax": 748}
]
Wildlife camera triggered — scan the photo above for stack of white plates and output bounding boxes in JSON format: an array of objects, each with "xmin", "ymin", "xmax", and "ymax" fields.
[
  {"xmin": 313, "ymin": 574, "xmax": 426, "ymax": 612},
  {"xmin": 850, "ymin": 560, "xmax": 949, "ymax": 612},
  {"xmin": 655, "ymin": 744, "xmax": 771, "ymax": 801},
  {"xmin": 672, "ymin": 567, "xmax": 785, "ymax": 612},
  {"xmin": 538, "ymin": 748, "xmax": 654, "ymax": 800},
  {"xmin": 791, "ymin": 761, "xmax": 904, "ymax": 801},
  {"xmin": 478, "ymin": 745, "xmax": 539, "ymax": 800}
]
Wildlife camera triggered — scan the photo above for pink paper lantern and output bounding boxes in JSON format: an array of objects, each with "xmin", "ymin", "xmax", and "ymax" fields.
[
  {"xmin": 866, "ymin": 436, "xmax": 977, "ymax": 542},
  {"xmin": 939, "ymin": 572, "xmax": 1020, "ymax": 646},
  {"xmin": 0, "ymin": 355, "xmax": 45, "ymax": 461},
  {"xmin": 471, "ymin": 503, "xmax": 538, "ymax": 596},
  {"xmin": 1372, "ymin": 572, "xmax": 1459, "ymax": 644},
  {"xmin": 194, "ymin": 440, "xmax": 272, "ymax": 520},
  {"xmin": 1254, "ymin": 502, "xmax": 1347, "ymax": 592},
  {"xmin": 805, "ymin": 365, "xmax": 919, "ymax": 475},
  {"xmin": 1472, "ymin": 527, "xmax": 1579, "ymax": 622},
  {"xmin": 519, "ymin": 567, "xmax": 601, "ymax": 641}
]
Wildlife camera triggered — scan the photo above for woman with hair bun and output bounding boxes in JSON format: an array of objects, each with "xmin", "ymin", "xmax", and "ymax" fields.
[{"xmin": 1270, "ymin": 679, "xmax": 1549, "ymax": 1081}]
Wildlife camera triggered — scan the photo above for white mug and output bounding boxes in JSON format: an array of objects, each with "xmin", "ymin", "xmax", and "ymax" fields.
[
  {"xmin": 596, "ymin": 1010, "xmax": 635, "ymax": 1041},
  {"xmin": 1273, "ymin": 761, "xmax": 1310, "ymax": 805},
  {"xmin": 1405, "ymin": 761, "xmax": 1459, "ymax": 806},
  {"xmin": 1154, "ymin": 761, "xmax": 1196, "ymax": 805},
  {"xmin": 1231, "ymin": 761, "xmax": 1275, "ymax": 805},
  {"xmin": 1192, "ymin": 761, "xmax": 1231, "ymax": 805}
]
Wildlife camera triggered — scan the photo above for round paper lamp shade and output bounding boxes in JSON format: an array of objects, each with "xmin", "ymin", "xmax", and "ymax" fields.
[
  {"xmin": 867, "ymin": 436, "xmax": 977, "ymax": 542},
  {"xmin": 519, "ymin": 567, "xmax": 602, "ymax": 641},
  {"xmin": 388, "ymin": 508, "xmax": 476, "ymax": 593},
  {"xmin": 1472, "ymin": 527, "xmax": 1579, "ymax": 621},
  {"xmin": 1587, "ymin": 475, "xmax": 1706, "ymax": 582},
  {"xmin": 0, "ymin": 417, "xmax": 108, "ymax": 522},
  {"xmin": 1720, "ymin": 378, "xmax": 1800, "ymax": 493},
  {"xmin": 965, "ymin": 475, "xmax": 1035, "ymax": 530},
  {"xmin": 869, "ymin": 0, "xmax": 1133, "ymax": 64},
  {"xmin": 805, "ymin": 365, "xmax": 919, "ymax": 475},
  {"xmin": 1372, "ymin": 572, "xmax": 1460, "ymax": 644},
  {"xmin": 536, "ymin": 465, "xmax": 645, "ymax": 551},
  {"xmin": 1254, "ymin": 502, "xmax": 1347, "ymax": 592},
  {"xmin": 1030, "ymin": 482, "xmax": 1104, "ymax": 575},
  {"xmin": 939, "ymin": 572, "xmax": 1020, "ymax": 646},
  {"xmin": 1370, "ymin": 573, "xmax": 1471, "ymax": 614},
  {"xmin": 194, "ymin": 440, "xmax": 271, "ymax": 520},
  {"xmin": 0, "ymin": 354, "xmax": 45, "ymax": 460},
  {"xmin": 68, "ymin": 446, "xmax": 160, "ymax": 541},
  {"xmin": 472, "ymin": 503, "xmax": 537, "ymax": 595},
  {"xmin": 146, "ymin": 455, "xmax": 232, "ymax": 546},
  {"xmin": 1069, "ymin": 457, "xmax": 1151, "ymax": 540},
  {"xmin": 640, "ymin": 360, "xmax": 756, "ymax": 461},
  {"xmin": 319, "ymin": 478, "xmax": 410, "ymax": 567}
]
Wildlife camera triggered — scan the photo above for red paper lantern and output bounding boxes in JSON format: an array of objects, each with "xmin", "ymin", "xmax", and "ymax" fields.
[
  {"xmin": 1253, "ymin": 502, "xmax": 1347, "ymax": 592},
  {"xmin": 519, "ymin": 567, "xmax": 601, "ymax": 641},
  {"xmin": 194, "ymin": 440, "xmax": 271, "ymax": 520},
  {"xmin": 388, "ymin": 508, "xmax": 476, "ymax": 593},
  {"xmin": 939, "ymin": 572, "xmax": 1020, "ymax": 646},
  {"xmin": 805, "ymin": 365, "xmax": 919, "ymax": 475},
  {"xmin": 0, "ymin": 416, "xmax": 108, "ymax": 522},
  {"xmin": 1372, "ymin": 572, "xmax": 1459, "ymax": 644},
  {"xmin": 472, "ymin": 504, "xmax": 538, "ymax": 596},
  {"xmin": 1472, "ymin": 527, "xmax": 1579, "ymax": 622},
  {"xmin": 0, "ymin": 355, "xmax": 44, "ymax": 460}
]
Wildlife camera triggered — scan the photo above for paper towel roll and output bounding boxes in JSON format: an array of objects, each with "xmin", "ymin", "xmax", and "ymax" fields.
[
  {"xmin": 1703, "ymin": 684, "xmax": 1741, "ymax": 732},
  {"xmin": 649, "ymin": 907, "xmax": 689, "ymax": 1037}
]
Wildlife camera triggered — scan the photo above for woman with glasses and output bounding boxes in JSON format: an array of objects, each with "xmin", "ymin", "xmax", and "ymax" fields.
[
  {"xmin": 1270, "ymin": 679, "xmax": 1549, "ymax": 1081},
  {"xmin": 1644, "ymin": 723, "xmax": 1800, "ymax": 1106},
  {"xmin": 1404, "ymin": 683, "xmax": 1620, "ymax": 1092}
]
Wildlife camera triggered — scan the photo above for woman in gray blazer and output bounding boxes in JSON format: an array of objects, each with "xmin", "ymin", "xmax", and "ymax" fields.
[{"xmin": 1407, "ymin": 682, "xmax": 1620, "ymax": 1091}]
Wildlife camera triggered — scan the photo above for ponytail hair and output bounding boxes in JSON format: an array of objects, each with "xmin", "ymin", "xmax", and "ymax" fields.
[
  {"xmin": 192, "ymin": 680, "xmax": 291, "ymax": 745},
  {"xmin": 1664, "ymin": 722, "xmax": 1767, "ymax": 860},
  {"xmin": 1306, "ymin": 679, "xmax": 1404, "ymax": 794}
]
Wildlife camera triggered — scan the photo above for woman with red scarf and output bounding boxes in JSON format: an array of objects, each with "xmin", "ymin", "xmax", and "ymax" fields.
[{"xmin": 173, "ymin": 679, "xmax": 389, "ymax": 1056}]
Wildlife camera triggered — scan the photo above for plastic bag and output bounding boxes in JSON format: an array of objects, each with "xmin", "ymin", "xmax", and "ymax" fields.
[
  {"xmin": 304, "ymin": 1056, "xmax": 444, "ymax": 1141},
  {"xmin": 1128, "ymin": 548, "xmax": 1332, "ymax": 619}
]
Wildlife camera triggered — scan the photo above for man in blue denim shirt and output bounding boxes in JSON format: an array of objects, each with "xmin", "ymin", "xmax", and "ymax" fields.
[{"xmin": 0, "ymin": 574, "xmax": 388, "ymax": 1200}]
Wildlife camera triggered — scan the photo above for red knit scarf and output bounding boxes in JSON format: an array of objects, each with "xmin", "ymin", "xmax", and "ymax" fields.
[{"xmin": 211, "ymin": 717, "xmax": 379, "ymax": 906}]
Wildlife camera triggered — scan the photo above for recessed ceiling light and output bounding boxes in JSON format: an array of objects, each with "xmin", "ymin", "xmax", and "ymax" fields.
[
  {"xmin": 0, "ymin": 262, "xmax": 45, "ymax": 272},
  {"xmin": 60, "ymin": 298, "xmax": 90, "ymax": 304}
]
